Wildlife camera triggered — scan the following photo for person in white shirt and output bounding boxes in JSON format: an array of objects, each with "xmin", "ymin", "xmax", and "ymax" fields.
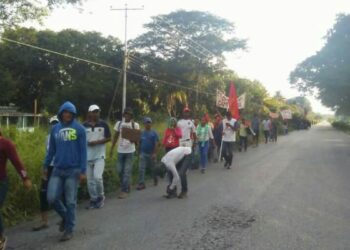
[
  {"xmin": 110, "ymin": 108, "xmax": 140, "ymax": 199},
  {"xmin": 262, "ymin": 118, "xmax": 271, "ymax": 144},
  {"xmin": 221, "ymin": 111, "xmax": 237, "ymax": 169},
  {"xmin": 83, "ymin": 105, "xmax": 111, "ymax": 209},
  {"xmin": 161, "ymin": 147, "xmax": 192, "ymax": 199},
  {"xmin": 177, "ymin": 107, "xmax": 196, "ymax": 147}
]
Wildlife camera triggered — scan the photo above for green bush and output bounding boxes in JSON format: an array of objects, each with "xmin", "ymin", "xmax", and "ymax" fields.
[
  {"xmin": 332, "ymin": 120, "xmax": 350, "ymax": 132},
  {"xmin": 2, "ymin": 127, "xmax": 47, "ymax": 226}
]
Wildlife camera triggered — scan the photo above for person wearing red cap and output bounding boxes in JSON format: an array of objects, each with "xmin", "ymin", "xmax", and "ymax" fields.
[
  {"xmin": 177, "ymin": 106, "xmax": 196, "ymax": 148},
  {"xmin": 0, "ymin": 129, "xmax": 32, "ymax": 249}
]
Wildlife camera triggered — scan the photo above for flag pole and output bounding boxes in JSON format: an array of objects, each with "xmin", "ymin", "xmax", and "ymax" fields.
[
  {"xmin": 218, "ymin": 138, "xmax": 223, "ymax": 162},
  {"xmin": 219, "ymin": 98, "xmax": 230, "ymax": 162}
]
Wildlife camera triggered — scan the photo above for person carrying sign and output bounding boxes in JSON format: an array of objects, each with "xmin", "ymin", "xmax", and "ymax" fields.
[{"xmin": 110, "ymin": 108, "xmax": 140, "ymax": 199}]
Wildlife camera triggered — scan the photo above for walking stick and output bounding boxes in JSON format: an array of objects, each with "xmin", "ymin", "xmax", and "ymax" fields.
[{"xmin": 218, "ymin": 137, "xmax": 224, "ymax": 162}]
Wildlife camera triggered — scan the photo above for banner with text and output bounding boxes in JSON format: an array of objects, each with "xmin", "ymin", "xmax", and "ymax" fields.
[
  {"xmin": 280, "ymin": 109, "xmax": 292, "ymax": 120},
  {"xmin": 216, "ymin": 89, "xmax": 229, "ymax": 109},
  {"xmin": 238, "ymin": 93, "xmax": 246, "ymax": 110}
]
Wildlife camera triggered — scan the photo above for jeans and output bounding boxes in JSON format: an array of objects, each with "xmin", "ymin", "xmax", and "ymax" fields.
[
  {"xmin": 222, "ymin": 141, "xmax": 235, "ymax": 166},
  {"xmin": 87, "ymin": 158, "xmax": 105, "ymax": 201},
  {"xmin": 47, "ymin": 168, "xmax": 80, "ymax": 233},
  {"xmin": 253, "ymin": 130, "xmax": 259, "ymax": 146},
  {"xmin": 117, "ymin": 153, "xmax": 134, "ymax": 193},
  {"xmin": 239, "ymin": 136, "xmax": 248, "ymax": 152},
  {"xmin": 166, "ymin": 155, "xmax": 191, "ymax": 193},
  {"xmin": 264, "ymin": 130, "xmax": 270, "ymax": 143},
  {"xmin": 138, "ymin": 153, "xmax": 156, "ymax": 185},
  {"xmin": 0, "ymin": 180, "xmax": 8, "ymax": 237},
  {"xmin": 198, "ymin": 141, "xmax": 209, "ymax": 170}
]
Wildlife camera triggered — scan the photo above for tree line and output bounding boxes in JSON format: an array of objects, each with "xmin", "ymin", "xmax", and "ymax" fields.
[{"xmin": 0, "ymin": 8, "xmax": 315, "ymax": 123}]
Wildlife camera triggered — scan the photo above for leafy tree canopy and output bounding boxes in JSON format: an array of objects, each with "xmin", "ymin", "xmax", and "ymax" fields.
[
  {"xmin": 290, "ymin": 14, "xmax": 350, "ymax": 115},
  {"xmin": 0, "ymin": 0, "xmax": 81, "ymax": 29}
]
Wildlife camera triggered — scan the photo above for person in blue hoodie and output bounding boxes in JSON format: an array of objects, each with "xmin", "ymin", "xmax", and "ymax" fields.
[{"xmin": 44, "ymin": 101, "xmax": 87, "ymax": 242}]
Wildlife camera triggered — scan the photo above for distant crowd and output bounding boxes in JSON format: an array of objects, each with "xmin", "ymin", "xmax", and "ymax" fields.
[{"xmin": 0, "ymin": 101, "xmax": 303, "ymax": 247}]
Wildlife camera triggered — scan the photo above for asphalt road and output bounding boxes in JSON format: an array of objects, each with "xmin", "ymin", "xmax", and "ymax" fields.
[{"xmin": 8, "ymin": 122, "xmax": 350, "ymax": 250}]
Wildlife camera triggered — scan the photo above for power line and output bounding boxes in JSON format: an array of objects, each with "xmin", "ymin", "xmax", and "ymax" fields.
[
  {"xmin": 153, "ymin": 22, "xmax": 205, "ymax": 61},
  {"xmin": 128, "ymin": 54, "xmax": 145, "ymax": 65},
  {"xmin": 128, "ymin": 52, "xmax": 202, "ymax": 88},
  {"xmin": 0, "ymin": 37, "xmax": 122, "ymax": 72},
  {"xmin": 0, "ymin": 36, "xmax": 215, "ymax": 97},
  {"xmin": 155, "ymin": 16, "xmax": 218, "ymax": 59}
]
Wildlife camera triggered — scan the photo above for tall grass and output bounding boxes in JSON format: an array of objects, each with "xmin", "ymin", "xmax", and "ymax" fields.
[
  {"xmin": 2, "ymin": 127, "xmax": 46, "ymax": 226},
  {"xmin": 2, "ymin": 119, "xmax": 168, "ymax": 226}
]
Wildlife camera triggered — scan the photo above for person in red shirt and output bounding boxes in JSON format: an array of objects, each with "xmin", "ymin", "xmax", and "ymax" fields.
[
  {"xmin": 162, "ymin": 117, "xmax": 182, "ymax": 153},
  {"xmin": 0, "ymin": 129, "xmax": 31, "ymax": 250}
]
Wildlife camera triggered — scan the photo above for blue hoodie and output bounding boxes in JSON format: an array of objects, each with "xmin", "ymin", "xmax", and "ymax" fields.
[{"xmin": 44, "ymin": 102, "xmax": 87, "ymax": 174}]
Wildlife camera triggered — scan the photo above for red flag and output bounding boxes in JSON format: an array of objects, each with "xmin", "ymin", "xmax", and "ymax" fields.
[{"xmin": 228, "ymin": 82, "xmax": 240, "ymax": 120}]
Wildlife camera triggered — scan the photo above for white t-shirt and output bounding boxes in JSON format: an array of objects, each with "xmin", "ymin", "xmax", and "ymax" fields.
[
  {"xmin": 84, "ymin": 120, "xmax": 111, "ymax": 161},
  {"xmin": 161, "ymin": 147, "xmax": 192, "ymax": 166},
  {"xmin": 177, "ymin": 119, "xmax": 195, "ymax": 142},
  {"xmin": 222, "ymin": 118, "xmax": 237, "ymax": 142},
  {"xmin": 114, "ymin": 121, "xmax": 140, "ymax": 154},
  {"xmin": 262, "ymin": 120, "xmax": 271, "ymax": 131}
]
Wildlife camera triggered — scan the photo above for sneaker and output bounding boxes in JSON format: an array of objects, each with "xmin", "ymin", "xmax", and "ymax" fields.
[
  {"xmin": 163, "ymin": 191, "xmax": 177, "ymax": 199},
  {"xmin": 95, "ymin": 196, "xmax": 105, "ymax": 209},
  {"xmin": 178, "ymin": 192, "xmax": 187, "ymax": 199},
  {"xmin": 85, "ymin": 200, "xmax": 97, "ymax": 210},
  {"xmin": 32, "ymin": 223, "xmax": 49, "ymax": 231},
  {"xmin": 0, "ymin": 237, "xmax": 7, "ymax": 250},
  {"xmin": 166, "ymin": 185, "xmax": 177, "ymax": 194},
  {"xmin": 118, "ymin": 192, "xmax": 128, "ymax": 199},
  {"xmin": 163, "ymin": 187, "xmax": 177, "ymax": 199},
  {"xmin": 136, "ymin": 183, "xmax": 146, "ymax": 191},
  {"xmin": 60, "ymin": 232, "xmax": 73, "ymax": 242},
  {"xmin": 58, "ymin": 220, "xmax": 65, "ymax": 232},
  {"xmin": 200, "ymin": 169, "xmax": 205, "ymax": 174}
]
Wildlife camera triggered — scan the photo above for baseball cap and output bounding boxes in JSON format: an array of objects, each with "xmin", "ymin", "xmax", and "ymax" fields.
[
  {"xmin": 183, "ymin": 106, "xmax": 191, "ymax": 112},
  {"xmin": 143, "ymin": 117, "xmax": 152, "ymax": 124},
  {"xmin": 123, "ymin": 107, "xmax": 133, "ymax": 115},
  {"xmin": 49, "ymin": 115, "xmax": 59, "ymax": 124},
  {"xmin": 88, "ymin": 104, "xmax": 100, "ymax": 112}
]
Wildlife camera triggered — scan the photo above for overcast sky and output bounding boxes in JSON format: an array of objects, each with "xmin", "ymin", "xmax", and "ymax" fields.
[{"xmin": 41, "ymin": 0, "xmax": 350, "ymax": 114}]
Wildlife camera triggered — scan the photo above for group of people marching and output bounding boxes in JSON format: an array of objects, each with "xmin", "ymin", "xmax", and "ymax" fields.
[{"xmin": 0, "ymin": 101, "xmax": 278, "ymax": 248}]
